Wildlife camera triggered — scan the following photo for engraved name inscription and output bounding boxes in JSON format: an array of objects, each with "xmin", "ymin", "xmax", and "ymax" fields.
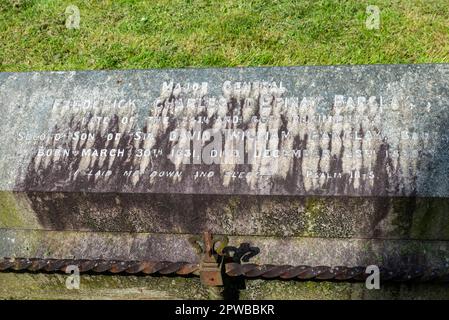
[{"xmin": 1, "ymin": 65, "xmax": 447, "ymax": 196}]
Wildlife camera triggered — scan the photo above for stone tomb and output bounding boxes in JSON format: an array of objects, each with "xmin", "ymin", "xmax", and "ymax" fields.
[
  {"xmin": 1, "ymin": 65, "xmax": 448, "ymax": 197},
  {"xmin": 0, "ymin": 64, "xmax": 449, "ymax": 284}
]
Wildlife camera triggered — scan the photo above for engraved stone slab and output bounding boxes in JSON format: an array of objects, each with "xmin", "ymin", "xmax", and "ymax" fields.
[{"xmin": 0, "ymin": 64, "xmax": 448, "ymax": 196}]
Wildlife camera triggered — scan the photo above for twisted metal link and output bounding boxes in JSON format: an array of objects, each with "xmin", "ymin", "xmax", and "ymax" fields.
[
  {"xmin": 2, "ymin": 257, "xmax": 449, "ymax": 282},
  {"xmin": 225, "ymin": 263, "xmax": 449, "ymax": 282},
  {"xmin": 0, "ymin": 257, "xmax": 199, "ymax": 276}
]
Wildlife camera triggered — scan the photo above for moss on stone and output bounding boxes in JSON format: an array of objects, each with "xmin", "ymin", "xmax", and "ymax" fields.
[
  {"xmin": 390, "ymin": 198, "xmax": 415, "ymax": 238},
  {"xmin": 241, "ymin": 279, "xmax": 355, "ymax": 300},
  {"xmin": 0, "ymin": 272, "xmax": 210, "ymax": 300},
  {"xmin": 410, "ymin": 199, "xmax": 449, "ymax": 240},
  {"xmin": 227, "ymin": 196, "xmax": 241, "ymax": 213},
  {"xmin": 0, "ymin": 192, "xmax": 24, "ymax": 227},
  {"xmin": 240, "ymin": 279, "xmax": 449, "ymax": 300},
  {"xmin": 0, "ymin": 192, "xmax": 40, "ymax": 229},
  {"xmin": 302, "ymin": 197, "xmax": 324, "ymax": 237}
]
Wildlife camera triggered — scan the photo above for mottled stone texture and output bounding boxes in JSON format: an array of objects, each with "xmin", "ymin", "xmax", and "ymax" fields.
[
  {"xmin": 2, "ymin": 192, "xmax": 449, "ymax": 240},
  {"xmin": 1, "ymin": 229, "xmax": 449, "ymax": 300},
  {"xmin": 0, "ymin": 65, "xmax": 448, "ymax": 299},
  {"xmin": 1, "ymin": 229, "xmax": 448, "ymax": 270},
  {"xmin": 2, "ymin": 273, "xmax": 449, "ymax": 300},
  {"xmin": 0, "ymin": 273, "xmax": 211, "ymax": 300},
  {"xmin": 0, "ymin": 64, "xmax": 448, "ymax": 197}
]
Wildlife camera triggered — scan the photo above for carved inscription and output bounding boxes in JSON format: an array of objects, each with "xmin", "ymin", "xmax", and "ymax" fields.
[{"xmin": 1, "ymin": 65, "xmax": 448, "ymax": 196}]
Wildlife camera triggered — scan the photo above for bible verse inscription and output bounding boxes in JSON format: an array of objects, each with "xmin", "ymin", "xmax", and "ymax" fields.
[{"xmin": 1, "ymin": 65, "xmax": 447, "ymax": 196}]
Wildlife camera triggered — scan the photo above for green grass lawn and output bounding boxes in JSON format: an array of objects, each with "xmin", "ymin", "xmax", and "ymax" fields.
[{"xmin": 0, "ymin": 0, "xmax": 448, "ymax": 71}]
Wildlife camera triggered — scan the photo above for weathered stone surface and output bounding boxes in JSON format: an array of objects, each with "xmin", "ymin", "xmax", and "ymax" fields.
[
  {"xmin": 241, "ymin": 280, "xmax": 449, "ymax": 300},
  {"xmin": 2, "ymin": 191, "xmax": 449, "ymax": 240},
  {"xmin": 2, "ymin": 229, "xmax": 448, "ymax": 269},
  {"xmin": 2, "ymin": 229, "xmax": 449, "ymax": 300},
  {"xmin": 0, "ymin": 64, "xmax": 448, "ymax": 197},
  {"xmin": 0, "ymin": 273, "xmax": 211, "ymax": 300},
  {"xmin": 1, "ymin": 65, "xmax": 448, "ymax": 300},
  {"xmin": 2, "ymin": 272, "xmax": 449, "ymax": 300}
]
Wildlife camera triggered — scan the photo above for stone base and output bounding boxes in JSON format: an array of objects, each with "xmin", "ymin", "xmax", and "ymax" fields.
[{"xmin": 1, "ymin": 272, "xmax": 449, "ymax": 300}]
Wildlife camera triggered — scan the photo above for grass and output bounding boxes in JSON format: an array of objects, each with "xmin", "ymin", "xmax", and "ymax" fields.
[{"xmin": 0, "ymin": 0, "xmax": 448, "ymax": 71}]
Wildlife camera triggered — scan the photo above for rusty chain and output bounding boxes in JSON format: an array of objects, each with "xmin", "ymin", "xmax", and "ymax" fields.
[{"xmin": 1, "ymin": 257, "xmax": 449, "ymax": 283}]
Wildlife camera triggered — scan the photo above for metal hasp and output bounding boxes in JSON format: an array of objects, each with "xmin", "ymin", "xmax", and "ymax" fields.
[{"xmin": 199, "ymin": 231, "xmax": 224, "ymax": 287}]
